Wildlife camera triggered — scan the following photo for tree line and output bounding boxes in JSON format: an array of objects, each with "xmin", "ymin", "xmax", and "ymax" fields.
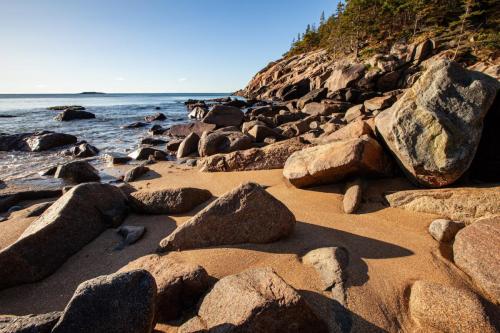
[{"xmin": 288, "ymin": 0, "xmax": 499, "ymax": 62}]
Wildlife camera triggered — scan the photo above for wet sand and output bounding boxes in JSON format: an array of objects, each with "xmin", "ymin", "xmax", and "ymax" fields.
[{"xmin": 0, "ymin": 162, "xmax": 479, "ymax": 332}]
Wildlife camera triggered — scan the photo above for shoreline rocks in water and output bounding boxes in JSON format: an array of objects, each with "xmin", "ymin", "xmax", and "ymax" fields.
[
  {"xmin": 0, "ymin": 131, "xmax": 77, "ymax": 152},
  {"xmin": 54, "ymin": 109, "xmax": 96, "ymax": 121}
]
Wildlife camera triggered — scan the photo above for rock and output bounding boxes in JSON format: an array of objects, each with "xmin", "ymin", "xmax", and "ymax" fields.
[
  {"xmin": 413, "ymin": 39, "xmax": 434, "ymax": 63},
  {"xmin": 121, "ymin": 122, "xmax": 147, "ymax": 129},
  {"xmin": 376, "ymin": 70, "xmax": 401, "ymax": 91},
  {"xmin": 363, "ymin": 95, "xmax": 396, "ymax": 111},
  {"xmin": 0, "ymin": 312, "xmax": 61, "ymax": 333},
  {"xmin": 202, "ymin": 105, "xmax": 245, "ymax": 127},
  {"xmin": 277, "ymin": 78, "xmax": 311, "ymax": 101},
  {"xmin": 140, "ymin": 137, "xmax": 167, "ymax": 145},
  {"xmin": 297, "ymin": 88, "xmax": 328, "ymax": 109},
  {"xmin": 0, "ymin": 131, "xmax": 77, "ymax": 152},
  {"xmin": 115, "ymin": 225, "xmax": 145, "ymax": 250},
  {"xmin": 326, "ymin": 63, "xmax": 365, "ymax": 93},
  {"xmin": 188, "ymin": 106, "xmax": 208, "ymax": 120},
  {"xmin": 198, "ymin": 130, "xmax": 253, "ymax": 157},
  {"xmin": 247, "ymin": 125, "xmax": 280, "ymax": 142},
  {"xmin": 179, "ymin": 268, "xmax": 327, "ymax": 333},
  {"xmin": 0, "ymin": 188, "xmax": 62, "ymax": 213},
  {"xmin": 316, "ymin": 119, "xmax": 373, "ymax": 144},
  {"xmin": 144, "ymin": 112, "xmax": 166, "ymax": 122},
  {"xmin": 128, "ymin": 147, "xmax": 166, "ymax": 160},
  {"xmin": 409, "ymin": 280, "xmax": 495, "ymax": 333},
  {"xmin": 65, "ymin": 143, "xmax": 99, "ymax": 158},
  {"xmin": 343, "ymin": 178, "xmax": 363, "ymax": 214},
  {"xmin": 303, "ymin": 247, "xmax": 349, "ymax": 292},
  {"xmin": 344, "ymin": 104, "xmax": 365, "ymax": 122},
  {"xmin": 177, "ymin": 132, "xmax": 200, "ymax": 159},
  {"xmin": 0, "ymin": 183, "xmax": 129, "ymax": 289},
  {"xmin": 385, "ymin": 186, "xmax": 500, "ymax": 224},
  {"xmin": 120, "ymin": 255, "xmax": 209, "ymax": 322},
  {"xmin": 224, "ymin": 99, "xmax": 247, "ymax": 108},
  {"xmin": 428, "ymin": 219, "xmax": 464, "ymax": 243},
  {"xmin": 54, "ymin": 161, "xmax": 100, "ymax": 183},
  {"xmin": 241, "ymin": 120, "xmax": 266, "ymax": 134},
  {"xmin": 302, "ymin": 102, "xmax": 338, "ymax": 116},
  {"xmin": 148, "ymin": 124, "xmax": 166, "ymax": 135},
  {"xmin": 454, "ymin": 217, "xmax": 500, "ymax": 304},
  {"xmin": 158, "ymin": 182, "xmax": 295, "ymax": 251},
  {"xmin": 124, "ymin": 165, "xmax": 151, "ymax": 182},
  {"xmin": 51, "ymin": 270, "xmax": 157, "ymax": 333},
  {"xmin": 165, "ymin": 122, "xmax": 216, "ymax": 138},
  {"xmin": 283, "ymin": 136, "xmax": 391, "ymax": 188},
  {"xmin": 375, "ymin": 60, "xmax": 500, "ymax": 187},
  {"xmin": 47, "ymin": 105, "xmax": 85, "ymax": 111},
  {"xmin": 130, "ymin": 188, "xmax": 212, "ymax": 215},
  {"xmin": 54, "ymin": 109, "xmax": 96, "ymax": 121},
  {"xmin": 103, "ymin": 152, "xmax": 132, "ymax": 165},
  {"xmin": 7, "ymin": 205, "xmax": 22, "ymax": 213},
  {"xmin": 200, "ymin": 138, "xmax": 309, "ymax": 172}
]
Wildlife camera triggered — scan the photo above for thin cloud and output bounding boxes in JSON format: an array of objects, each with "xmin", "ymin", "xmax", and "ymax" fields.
[
  {"xmin": 115, "ymin": 77, "xmax": 125, "ymax": 81},
  {"xmin": 178, "ymin": 77, "xmax": 188, "ymax": 82}
]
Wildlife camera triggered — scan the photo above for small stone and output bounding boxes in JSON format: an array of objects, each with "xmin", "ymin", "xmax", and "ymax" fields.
[
  {"xmin": 303, "ymin": 247, "xmax": 349, "ymax": 291},
  {"xmin": 115, "ymin": 225, "xmax": 146, "ymax": 250},
  {"xmin": 343, "ymin": 179, "xmax": 363, "ymax": 214},
  {"xmin": 124, "ymin": 165, "xmax": 150, "ymax": 182},
  {"xmin": 428, "ymin": 219, "xmax": 464, "ymax": 243}
]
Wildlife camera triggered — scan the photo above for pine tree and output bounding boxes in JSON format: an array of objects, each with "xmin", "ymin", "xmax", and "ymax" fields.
[{"xmin": 320, "ymin": 11, "xmax": 326, "ymax": 25}]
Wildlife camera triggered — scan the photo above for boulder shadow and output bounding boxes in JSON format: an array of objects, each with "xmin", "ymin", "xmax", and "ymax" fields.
[{"xmin": 0, "ymin": 214, "xmax": 178, "ymax": 315}]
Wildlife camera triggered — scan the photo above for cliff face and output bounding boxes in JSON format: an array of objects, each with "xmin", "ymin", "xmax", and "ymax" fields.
[{"xmin": 238, "ymin": 40, "xmax": 499, "ymax": 102}]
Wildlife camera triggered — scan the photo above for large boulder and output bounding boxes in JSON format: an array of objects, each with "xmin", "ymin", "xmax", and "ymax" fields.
[
  {"xmin": 124, "ymin": 165, "xmax": 150, "ymax": 182},
  {"xmin": 179, "ymin": 268, "xmax": 328, "ymax": 333},
  {"xmin": 453, "ymin": 217, "xmax": 500, "ymax": 304},
  {"xmin": 283, "ymin": 136, "xmax": 391, "ymax": 188},
  {"xmin": 316, "ymin": 119, "xmax": 373, "ymax": 144},
  {"xmin": 177, "ymin": 132, "xmax": 200, "ymax": 159},
  {"xmin": 326, "ymin": 63, "xmax": 365, "ymax": 93},
  {"xmin": 128, "ymin": 147, "xmax": 166, "ymax": 160},
  {"xmin": 409, "ymin": 281, "xmax": 495, "ymax": 333},
  {"xmin": 54, "ymin": 109, "xmax": 96, "ymax": 121},
  {"xmin": 54, "ymin": 161, "xmax": 100, "ymax": 183},
  {"xmin": 0, "ymin": 312, "xmax": 61, "ymax": 333},
  {"xmin": 198, "ymin": 130, "xmax": 253, "ymax": 157},
  {"xmin": 385, "ymin": 186, "xmax": 500, "ymax": 224},
  {"xmin": 199, "ymin": 138, "xmax": 308, "ymax": 172},
  {"xmin": 375, "ymin": 60, "xmax": 500, "ymax": 187},
  {"xmin": 0, "ymin": 183, "xmax": 129, "ymax": 290},
  {"xmin": 302, "ymin": 247, "xmax": 349, "ymax": 292},
  {"xmin": 202, "ymin": 105, "xmax": 245, "ymax": 127},
  {"xmin": 130, "ymin": 188, "xmax": 212, "ymax": 214},
  {"xmin": 120, "ymin": 255, "xmax": 209, "ymax": 322},
  {"xmin": 0, "ymin": 131, "xmax": 78, "ymax": 152},
  {"xmin": 158, "ymin": 182, "xmax": 295, "ymax": 252},
  {"xmin": 276, "ymin": 79, "xmax": 311, "ymax": 101},
  {"xmin": 51, "ymin": 270, "xmax": 157, "ymax": 333},
  {"xmin": 302, "ymin": 102, "xmax": 338, "ymax": 116},
  {"xmin": 165, "ymin": 122, "xmax": 216, "ymax": 138},
  {"xmin": 64, "ymin": 142, "xmax": 99, "ymax": 158},
  {"xmin": 144, "ymin": 112, "xmax": 166, "ymax": 122},
  {"xmin": 297, "ymin": 88, "xmax": 328, "ymax": 109}
]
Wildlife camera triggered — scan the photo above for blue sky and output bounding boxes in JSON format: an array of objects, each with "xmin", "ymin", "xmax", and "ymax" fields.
[{"xmin": 0, "ymin": 0, "xmax": 336, "ymax": 93}]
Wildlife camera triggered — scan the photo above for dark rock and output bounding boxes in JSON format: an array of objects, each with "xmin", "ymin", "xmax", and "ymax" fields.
[
  {"xmin": 47, "ymin": 105, "xmax": 85, "ymax": 111},
  {"xmin": 277, "ymin": 78, "xmax": 311, "ymax": 101},
  {"xmin": 198, "ymin": 130, "xmax": 253, "ymax": 157},
  {"xmin": 376, "ymin": 70, "xmax": 401, "ymax": 91},
  {"xmin": 121, "ymin": 122, "xmax": 147, "ymax": 129},
  {"xmin": 54, "ymin": 110, "xmax": 95, "ymax": 121},
  {"xmin": 130, "ymin": 188, "xmax": 212, "ymax": 214},
  {"xmin": 65, "ymin": 143, "xmax": 99, "ymax": 158},
  {"xmin": 224, "ymin": 99, "xmax": 247, "ymax": 108},
  {"xmin": 140, "ymin": 137, "xmax": 167, "ymax": 146},
  {"xmin": 0, "ymin": 183, "xmax": 129, "ymax": 290},
  {"xmin": 0, "ymin": 188, "xmax": 62, "ymax": 213},
  {"xmin": 158, "ymin": 182, "xmax": 295, "ymax": 251},
  {"xmin": 103, "ymin": 153, "xmax": 132, "ymax": 165},
  {"xmin": 51, "ymin": 270, "xmax": 157, "ymax": 333},
  {"xmin": 202, "ymin": 105, "xmax": 245, "ymax": 127},
  {"xmin": 144, "ymin": 112, "xmax": 167, "ymax": 122},
  {"xmin": 148, "ymin": 124, "xmax": 166, "ymax": 135},
  {"xmin": 0, "ymin": 312, "xmax": 61, "ymax": 333},
  {"xmin": 297, "ymin": 88, "xmax": 328, "ymax": 109},
  {"xmin": 165, "ymin": 122, "xmax": 216, "ymax": 138},
  {"xmin": 247, "ymin": 125, "xmax": 281, "ymax": 142},
  {"xmin": 115, "ymin": 225, "xmax": 146, "ymax": 250},
  {"xmin": 55, "ymin": 161, "xmax": 100, "ymax": 183},
  {"xmin": 0, "ymin": 131, "xmax": 77, "ymax": 152},
  {"xmin": 166, "ymin": 139, "xmax": 183, "ymax": 152}
]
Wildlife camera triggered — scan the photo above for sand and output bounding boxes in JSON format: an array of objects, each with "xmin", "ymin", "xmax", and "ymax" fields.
[{"xmin": 0, "ymin": 162, "xmax": 483, "ymax": 332}]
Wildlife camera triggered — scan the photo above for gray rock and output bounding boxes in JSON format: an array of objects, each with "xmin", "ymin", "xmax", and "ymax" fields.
[
  {"xmin": 165, "ymin": 122, "xmax": 216, "ymax": 138},
  {"xmin": 65, "ymin": 143, "xmax": 99, "ymax": 158},
  {"xmin": 124, "ymin": 165, "xmax": 150, "ymax": 182},
  {"xmin": 177, "ymin": 132, "xmax": 200, "ymax": 159},
  {"xmin": 51, "ymin": 270, "xmax": 157, "ymax": 333},
  {"xmin": 326, "ymin": 63, "xmax": 365, "ymax": 93},
  {"xmin": 303, "ymin": 247, "xmax": 349, "ymax": 292},
  {"xmin": 297, "ymin": 88, "xmax": 328, "ymax": 109},
  {"xmin": 128, "ymin": 147, "xmax": 166, "ymax": 160},
  {"xmin": 0, "ymin": 183, "xmax": 129, "ymax": 290},
  {"xmin": 130, "ymin": 187, "xmax": 212, "ymax": 215},
  {"xmin": 103, "ymin": 152, "xmax": 132, "ymax": 165},
  {"xmin": 0, "ymin": 131, "xmax": 79, "ymax": 152},
  {"xmin": 158, "ymin": 182, "xmax": 295, "ymax": 252},
  {"xmin": 0, "ymin": 312, "xmax": 61, "ymax": 333},
  {"xmin": 115, "ymin": 225, "xmax": 146, "ymax": 250},
  {"xmin": 179, "ymin": 268, "xmax": 327, "ymax": 333},
  {"xmin": 428, "ymin": 219, "xmax": 464, "ymax": 243},
  {"xmin": 55, "ymin": 161, "xmax": 100, "ymax": 183},
  {"xmin": 343, "ymin": 178, "xmax": 363, "ymax": 214},
  {"xmin": 144, "ymin": 112, "xmax": 166, "ymax": 122},
  {"xmin": 375, "ymin": 60, "xmax": 500, "ymax": 187},
  {"xmin": 121, "ymin": 122, "xmax": 147, "ymax": 129}
]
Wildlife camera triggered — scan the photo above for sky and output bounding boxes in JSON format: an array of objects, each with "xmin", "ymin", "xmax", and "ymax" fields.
[{"xmin": 0, "ymin": 0, "xmax": 337, "ymax": 94}]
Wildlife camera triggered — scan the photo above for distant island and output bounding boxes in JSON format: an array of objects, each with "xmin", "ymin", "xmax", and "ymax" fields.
[{"xmin": 80, "ymin": 92, "xmax": 105, "ymax": 95}]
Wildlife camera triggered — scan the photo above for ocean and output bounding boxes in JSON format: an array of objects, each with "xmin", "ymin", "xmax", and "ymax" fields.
[{"xmin": 0, "ymin": 93, "xmax": 229, "ymax": 182}]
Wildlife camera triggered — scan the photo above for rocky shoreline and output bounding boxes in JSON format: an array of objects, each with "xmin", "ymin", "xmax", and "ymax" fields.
[{"xmin": 0, "ymin": 39, "xmax": 499, "ymax": 332}]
